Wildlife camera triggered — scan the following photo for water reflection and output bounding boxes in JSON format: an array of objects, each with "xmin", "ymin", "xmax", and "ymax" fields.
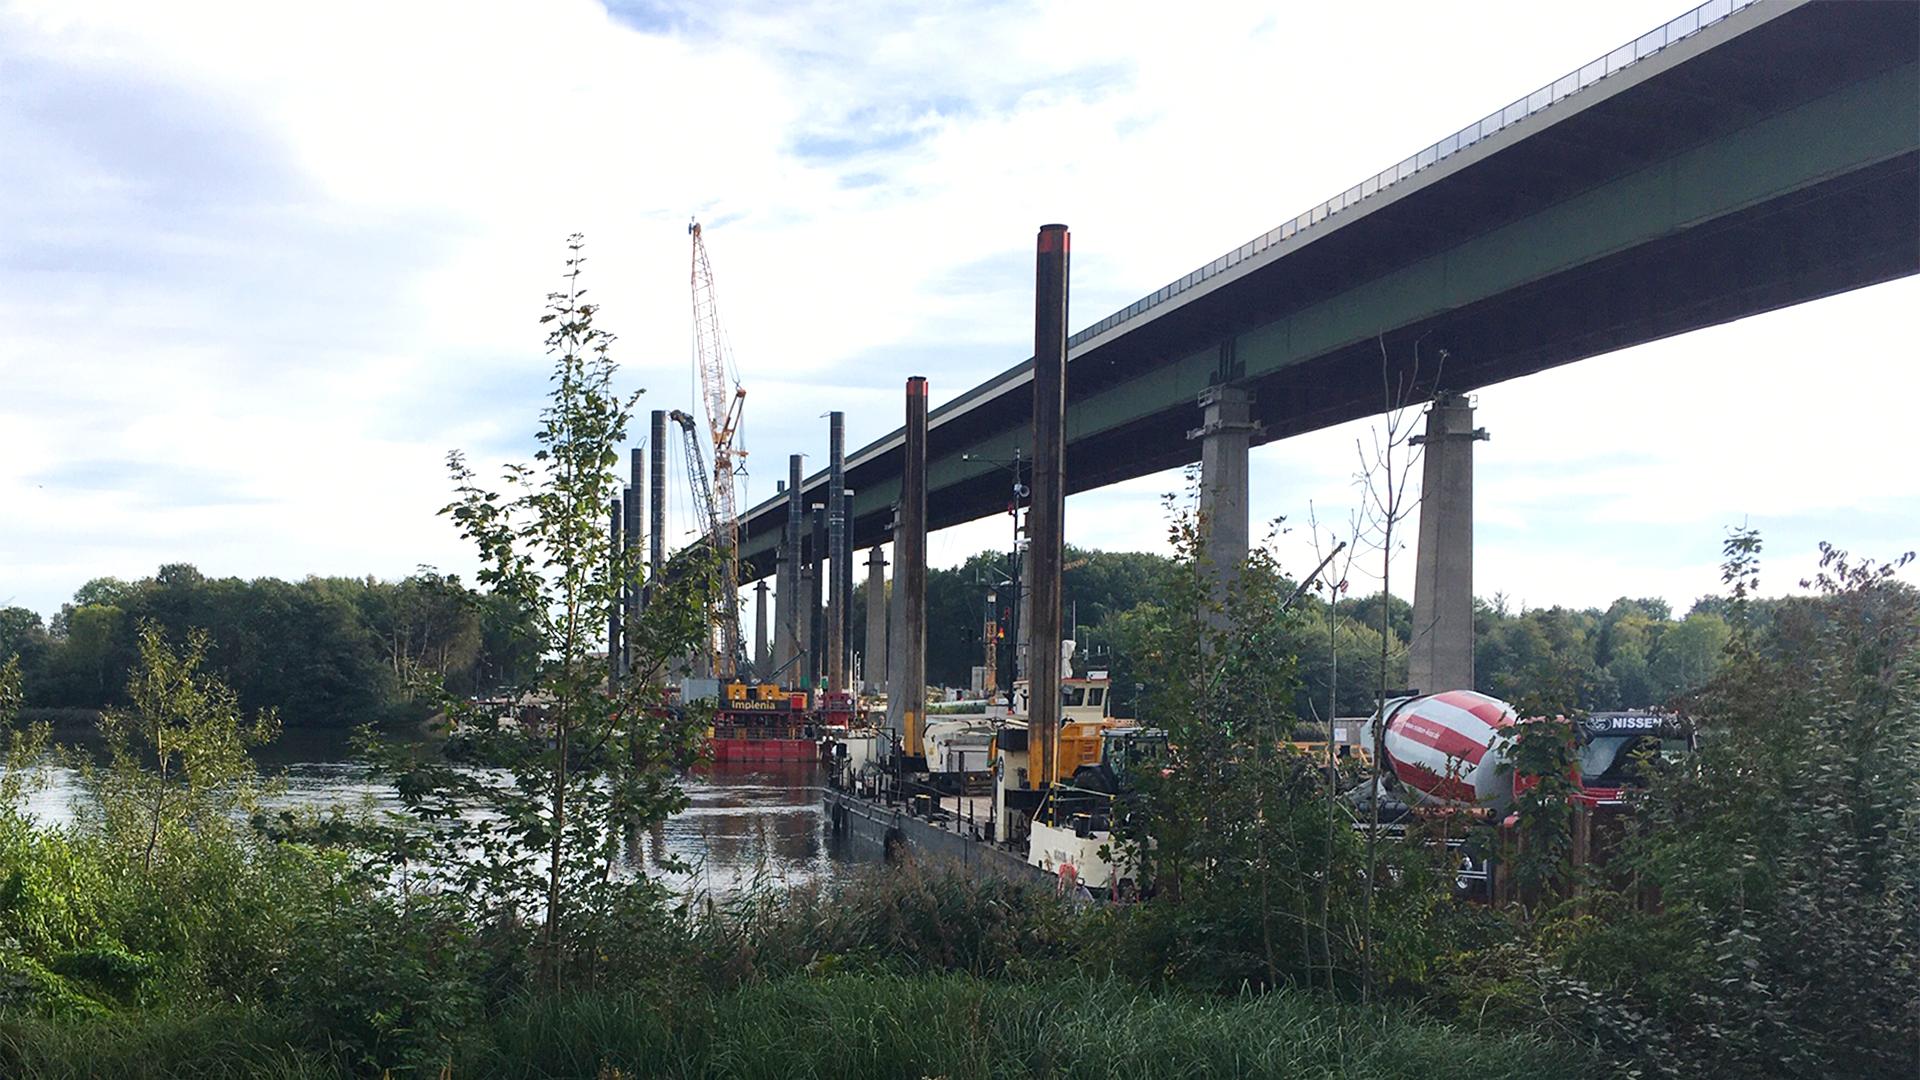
[
  {"xmin": 13, "ymin": 751, "xmax": 857, "ymax": 896},
  {"xmin": 660, "ymin": 763, "xmax": 842, "ymax": 895}
]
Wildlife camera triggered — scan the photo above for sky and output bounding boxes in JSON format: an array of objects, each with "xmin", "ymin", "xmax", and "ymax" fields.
[{"xmin": 2, "ymin": 0, "xmax": 1915, "ymax": 623}]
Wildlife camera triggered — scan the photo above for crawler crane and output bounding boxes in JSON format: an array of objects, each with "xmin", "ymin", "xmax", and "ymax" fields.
[{"xmin": 688, "ymin": 221, "xmax": 747, "ymax": 677}]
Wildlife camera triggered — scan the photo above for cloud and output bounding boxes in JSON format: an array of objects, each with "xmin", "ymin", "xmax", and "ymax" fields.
[{"xmin": 1, "ymin": 0, "xmax": 1913, "ymax": 625}]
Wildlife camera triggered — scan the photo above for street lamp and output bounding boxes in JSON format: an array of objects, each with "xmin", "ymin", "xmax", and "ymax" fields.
[{"xmin": 963, "ymin": 450, "xmax": 1030, "ymax": 699}]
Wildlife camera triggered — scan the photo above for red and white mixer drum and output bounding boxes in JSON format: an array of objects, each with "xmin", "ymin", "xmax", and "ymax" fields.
[{"xmin": 1374, "ymin": 690, "xmax": 1519, "ymax": 809}]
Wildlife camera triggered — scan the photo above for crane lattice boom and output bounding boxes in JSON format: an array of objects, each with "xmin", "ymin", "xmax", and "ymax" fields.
[{"xmin": 689, "ymin": 222, "xmax": 746, "ymax": 676}]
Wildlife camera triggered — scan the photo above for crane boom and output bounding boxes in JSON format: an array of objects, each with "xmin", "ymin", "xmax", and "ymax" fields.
[
  {"xmin": 667, "ymin": 409, "xmax": 717, "ymax": 538},
  {"xmin": 668, "ymin": 408, "xmax": 742, "ymax": 673},
  {"xmin": 687, "ymin": 220, "xmax": 746, "ymax": 678}
]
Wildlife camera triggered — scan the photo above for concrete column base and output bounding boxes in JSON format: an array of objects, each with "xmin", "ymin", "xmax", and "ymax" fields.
[
  {"xmin": 1407, "ymin": 392, "xmax": 1489, "ymax": 694},
  {"xmin": 1188, "ymin": 385, "xmax": 1259, "ymax": 615}
]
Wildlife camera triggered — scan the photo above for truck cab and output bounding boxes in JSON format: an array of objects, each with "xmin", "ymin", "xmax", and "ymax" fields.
[{"xmin": 1571, "ymin": 711, "xmax": 1693, "ymax": 805}]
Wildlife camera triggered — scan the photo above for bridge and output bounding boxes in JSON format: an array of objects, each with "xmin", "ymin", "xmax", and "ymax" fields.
[{"xmin": 736, "ymin": 0, "xmax": 1918, "ymax": 584}]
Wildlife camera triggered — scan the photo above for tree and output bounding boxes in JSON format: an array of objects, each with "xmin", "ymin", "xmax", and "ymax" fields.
[
  {"xmin": 49, "ymin": 604, "xmax": 126, "ymax": 707},
  {"xmin": 1602, "ymin": 535, "xmax": 1920, "ymax": 1075},
  {"xmin": 1648, "ymin": 611, "xmax": 1729, "ymax": 701},
  {"xmin": 1116, "ymin": 494, "xmax": 1315, "ymax": 986},
  {"xmin": 1348, "ymin": 338, "xmax": 1439, "ymax": 1001},
  {"xmin": 375, "ymin": 236, "xmax": 713, "ymax": 992},
  {"xmin": 0, "ymin": 608, "xmax": 51, "ymax": 699},
  {"xmin": 355, "ymin": 571, "xmax": 484, "ymax": 698},
  {"xmin": 86, "ymin": 624, "xmax": 278, "ymax": 875}
]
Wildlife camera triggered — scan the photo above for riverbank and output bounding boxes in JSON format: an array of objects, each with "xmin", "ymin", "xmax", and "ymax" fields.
[{"xmin": 0, "ymin": 971, "xmax": 1586, "ymax": 1080}]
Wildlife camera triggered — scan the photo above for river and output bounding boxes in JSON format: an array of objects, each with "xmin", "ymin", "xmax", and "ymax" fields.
[{"xmin": 17, "ymin": 732, "xmax": 858, "ymax": 896}]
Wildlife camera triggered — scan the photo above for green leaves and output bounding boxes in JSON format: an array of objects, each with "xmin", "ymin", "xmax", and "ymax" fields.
[{"xmin": 373, "ymin": 235, "xmax": 715, "ymax": 994}]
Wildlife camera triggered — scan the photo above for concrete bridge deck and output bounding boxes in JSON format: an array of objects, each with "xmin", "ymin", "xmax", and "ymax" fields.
[{"xmin": 738, "ymin": 0, "xmax": 1919, "ymax": 579}]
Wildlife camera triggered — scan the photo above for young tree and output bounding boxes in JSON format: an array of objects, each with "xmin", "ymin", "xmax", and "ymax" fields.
[
  {"xmin": 1588, "ymin": 533, "xmax": 1920, "ymax": 1075},
  {"xmin": 0, "ymin": 656, "xmax": 46, "ymax": 815},
  {"xmin": 1305, "ymin": 500, "xmax": 1360, "ymax": 990},
  {"xmin": 1349, "ymin": 338, "xmax": 1439, "ymax": 1001},
  {"xmin": 1113, "ymin": 486, "xmax": 1365, "ymax": 992},
  {"xmin": 86, "ymin": 624, "xmax": 278, "ymax": 875},
  {"xmin": 376, "ymin": 236, "xmax": 713, "ymax": 992}
]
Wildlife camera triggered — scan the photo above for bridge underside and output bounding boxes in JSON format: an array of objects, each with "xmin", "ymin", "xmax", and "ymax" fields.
[
  {"xmin": 739, "ymin": 0, "xmax": 1919, "ymax": 579},
  {"xmin": 1076, "ymin": 152, "xmax": 1919, "ymax": 493}
]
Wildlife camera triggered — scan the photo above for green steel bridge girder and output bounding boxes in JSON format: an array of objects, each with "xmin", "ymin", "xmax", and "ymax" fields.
[{"xmin": 745, "ymin": 59, "xmax": 1918, "ymax": 570}]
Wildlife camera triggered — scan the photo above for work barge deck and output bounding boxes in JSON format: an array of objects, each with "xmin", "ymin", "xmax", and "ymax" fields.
[{"xmin": 823, "ymin": 770, "xmax": 1055, "ymax": 888}]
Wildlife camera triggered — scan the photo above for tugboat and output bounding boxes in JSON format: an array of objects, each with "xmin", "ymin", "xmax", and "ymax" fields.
[
  {"xmin": 988, "ymin": 649, "xmax": 1125, "ymax": 850},
  {"xmin": 1024, "ymin": 723, "xmax": 1165, "ymax": 898}
]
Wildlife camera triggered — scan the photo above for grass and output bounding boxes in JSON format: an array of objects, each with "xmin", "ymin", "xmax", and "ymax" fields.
[
  {"xmin": 0, "ymin": 973, "xmax": 1589, "ymax": 1079},
  {"xmin": 0, "ymin": 1005, "xmax": 330, "ymax": 1080},
  {"xmin": 473, "ymin": 974, "xmax": 1588, "ymax": 1079}
]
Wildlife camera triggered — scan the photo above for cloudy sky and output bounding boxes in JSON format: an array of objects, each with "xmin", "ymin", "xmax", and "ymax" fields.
[{"xmin": 3, "ymin": 0, "xmax": 1915, "ymax": 622}]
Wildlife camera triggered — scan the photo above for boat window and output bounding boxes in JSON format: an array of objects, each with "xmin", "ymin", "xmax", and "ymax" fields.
[
  {"xmin": 1088, "ymin": 688, "xmax": 1105, "ymax": 707},
  {"xmin": 1061, "ymin": 686, "xmax": 1087, "ymax": 708}
]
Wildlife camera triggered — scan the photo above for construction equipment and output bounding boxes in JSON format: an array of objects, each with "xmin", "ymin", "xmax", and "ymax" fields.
[
  {"xmin": 667, "ymin": 408, "xmax": 740, "ymax": 674},
  {"xmin": 687, "ymin": 221, "xmax": 748, "ymax": 677},
  {"xmin": 1360, "ymin": 691, "xmax": 1690, "ymax": 812}
]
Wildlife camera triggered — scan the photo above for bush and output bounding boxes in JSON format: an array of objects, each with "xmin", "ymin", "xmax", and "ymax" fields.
[{"xmin": 687, "ymin": 863, "xmax": 1091, "ymax": 985}]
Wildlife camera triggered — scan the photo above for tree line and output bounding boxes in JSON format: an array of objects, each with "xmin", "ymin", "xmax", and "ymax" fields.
[
  {"xmin": 9, "ymin": 548, "xmax": 1738, "ymax": 729},
  {"xmin": 869, "ymin": 545, "xmax": 1735, "ymax": 718},
  {"xmin": 1, "ymin": 566, "xmax": 539, "ymax": 728}
]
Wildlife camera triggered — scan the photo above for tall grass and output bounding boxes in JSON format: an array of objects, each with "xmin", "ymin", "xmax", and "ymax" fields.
[
  {"xmin": 0, "ymin": 1006, "xmax": 329, "ymax": 1080},
  {"xmin": 0, "ymin": 973, "xmax": 1587, "ymax": 1079},
  {"xmin": 471, "ymin": 973, "xmax": 1587, "ymax": 1080},
  {"xmin": 686, "ymin": 862, "xmax": 1090, "ymax": 982}
]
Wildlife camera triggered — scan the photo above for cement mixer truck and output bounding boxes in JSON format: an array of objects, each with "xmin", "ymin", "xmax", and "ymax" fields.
[{"xmin": 1359, "ymin": 690, "xmax": 1690, "ymax": 813}]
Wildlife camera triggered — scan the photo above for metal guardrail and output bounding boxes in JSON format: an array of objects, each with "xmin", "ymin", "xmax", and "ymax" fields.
[
  {"xmin": 829, "ymin": 759, "xmax": 993, "ymax": 842},
  {"xmin": 1067, "ymin": 0, "xmax": 1764, "ymax": 351}
]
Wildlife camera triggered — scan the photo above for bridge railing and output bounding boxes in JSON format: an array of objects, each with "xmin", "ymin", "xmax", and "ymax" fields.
[{"xmin": 1068, "ymin": 0, "xmax": 1763, "ymax": 352}]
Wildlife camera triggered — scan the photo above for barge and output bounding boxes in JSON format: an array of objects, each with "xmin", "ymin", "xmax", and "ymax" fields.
[{"xmin": 706, "ymin": 681, "xmax": 818, "ymax": 763}]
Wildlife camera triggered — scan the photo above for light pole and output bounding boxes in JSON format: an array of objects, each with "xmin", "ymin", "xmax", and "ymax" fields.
[{"xmin": 962, "ymin": 450, "xmax": 1029, "ymax": 698}]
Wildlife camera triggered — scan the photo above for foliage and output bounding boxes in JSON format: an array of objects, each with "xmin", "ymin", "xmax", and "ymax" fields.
[
  {"xmin": 1492, "ymin": 717, "xmax": 1579, "ymax": 904},
  {"xmin": 0, "ymin": 526, "xmax": 1910, "ymax": 1077},
  {"xmin": 83, "ymin": 624, "xmax": 279, "ymax": 876},
  {"xmin": 1580, "ymin": 535, "xmax": 1920, "ymax": 1076},
  {"xmin": 1, "ymin": 570, "xmax": 537, "ymax": 728},
  {"xmin": 369, "ymin": 235, "xmax": 715, "ymax": 995},
  {"xmin": 0, "ymin": 539, "xmax": 1746, "ymax": 733},
  {"xmin": 686, "ymin": 863, "xmax": 1091, "ymax": 985},
  {"xmin": 1103, "ymin": 489, "xmax": 1445, "ymax": 997},
  {"xmin": 1448, "ymin": 532, "xmax": 1920, "ymax": 1078}
]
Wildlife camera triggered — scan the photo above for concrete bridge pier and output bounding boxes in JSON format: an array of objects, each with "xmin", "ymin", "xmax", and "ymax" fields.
[
  {"xmin": 753, "ymin": 579, "xmax": 769, "ymax": 679},
  {"xmin": 772, "ymin": 548, "xmax": 791, "ymax": 673},
  {"xmin": 864, "ymin": 546, "xmax": 887, "ymax": 693},
  {"xmin": 798, "ymin": 560, "xmax": 815, "ymax": 686},
  {"xmin": 1407, "ymin": 392, "xmax": 1489, "ymax": 695},
  {"xmin": 1189, "ymin": 384, "xmax": 1257, "ymax": 610},
  {"xmin": 777, "ymin": 455, "xmax": 804, "ymax": 680}
]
